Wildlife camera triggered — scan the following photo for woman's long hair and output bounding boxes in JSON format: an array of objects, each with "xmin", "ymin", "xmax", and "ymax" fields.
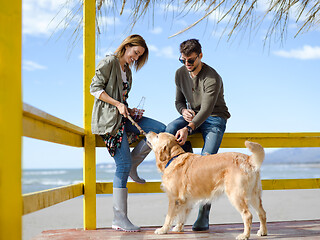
[{"xmin": 114, "ymin": 34, "xmax": 149, "ymax": 71}]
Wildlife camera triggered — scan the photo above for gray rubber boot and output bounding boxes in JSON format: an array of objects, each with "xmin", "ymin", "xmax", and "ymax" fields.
[
  {"xmin": 112, "ymin": 188, "xmax": 140, "ymax": 232},
  {"xmin": 192, "ymin": 203, "xmax": 211, "ymax": 231},
  {"xmin": 129, "ymin": 140, "xmax": 151, "ymax": 184}
]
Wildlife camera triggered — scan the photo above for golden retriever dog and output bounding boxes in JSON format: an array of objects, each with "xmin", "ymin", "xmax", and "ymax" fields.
[{"xmin": 146, "ymin": 132, "xmax": 267, "ymax": 240}]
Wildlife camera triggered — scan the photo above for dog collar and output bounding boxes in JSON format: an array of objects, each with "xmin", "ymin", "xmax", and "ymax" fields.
[{"xmin": 165, "ymin": 153, "xmax": 184, "ymax": 168}]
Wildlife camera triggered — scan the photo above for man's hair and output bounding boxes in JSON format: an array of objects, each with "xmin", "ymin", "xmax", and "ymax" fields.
[{"xmin": 179, "ymin": 39, "xmax": 202, "ymax": 56}]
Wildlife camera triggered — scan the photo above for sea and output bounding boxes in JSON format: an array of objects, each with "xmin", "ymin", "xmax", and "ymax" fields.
[{"xmin": 22, "ymin": 161, "xmax": 320, "ymax": 194}]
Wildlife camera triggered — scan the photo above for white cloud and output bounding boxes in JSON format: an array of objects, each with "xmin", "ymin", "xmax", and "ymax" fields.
[
  {"xmin": 23, "ymin": 0, "xmax": 78, "ymax": 36},
  {"xmin": 256, "ymin": 0, "xmax": 313, "ymax": 24},
  {"xmin": 79, "ymin": 48, "xmax": 114, "ymax": 62},
  {"xmin": 148, "ymin": 45, "xmax": 159, "ymax": 52},
  {"xmin": 23, "ymin": 0, "xmax": 122, "ymax": 37},
  {"xmin": 148, "ymin": 44, "xmax": 177, "ymax": 59},
  {"xmin": 273, "ymin": 45, "xmax": 320, "ymax": 60},
  {"xmin": 159, "ymin": 3, "xmax": 182, "ymax": 12},
  {"xmin": 97, "ymin": 16, "xmax": 120, "ymax": 26},
  {"xmin": 208, "ymin": 9, "xmax": 232, "ymax": 24},
  {"xmin": 23, "ymin": 60, "xmax": 47, "ymax": 71},
  {"xmin": 211, "ymin": 26, "xmax": 233, "ymax": 39},
  {"xmin": 162, "ymin": 46, "xmax": 177, "ymax": 59},
  {"xmin": 150, "ymin": 27, "xmax": 163, "ymax": 34}
]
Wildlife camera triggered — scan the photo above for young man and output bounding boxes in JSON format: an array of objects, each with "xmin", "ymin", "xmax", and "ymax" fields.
[{"xmin": 166, "ymin": 39, "xmax": 231, "ymax": 231}]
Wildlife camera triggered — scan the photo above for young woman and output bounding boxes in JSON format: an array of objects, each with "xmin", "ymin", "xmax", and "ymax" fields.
[{"xmin": 90, "ymin": 35, "xmax": 165, "ymax": 232}]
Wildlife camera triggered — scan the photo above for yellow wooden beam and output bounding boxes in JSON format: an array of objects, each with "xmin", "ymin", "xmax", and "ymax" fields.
[
  {"xmin": 18, "ymin": 178, "xmax": 320, "ymax": 216},
  {"xmin": 96, "ymin": 135, "xmax": 147, "ymax": 147},
  {"xmin": 262, "ymin": 178, "xmax": 320, "ymax": 190},
  {"xmin": 189, "ymin": 132, "xmax": 320, "ymax": 148},
  {"xmin": 96, "ymin": 179, "xmax": 320, "ymax": 194},
  {"xmin": 23, "ymin": 103, "xmax": 85, "ymax": 135},
  {"xmin": 220, "ymin": 132, "xmax": 320, "ymax": 148},
  {"xmin": 0, "ymin": 0, "xmax": 23, "ymax": 239},
  {"xmin": 96, "ymin": 132, "xmax": 320, "ymax": 148},
  {"xmin": 83, "ymin": 0, "xmax": 97, "ymax": 230},
  {"xmin": 20, "ymin": 178, "xmax": 320, "ymax": 215},
  {"xmin": 23, "ymin": 103, "xmax": 85, "ymax": 147},
  {"xmin": 96, "ymin": 134, "xmax": 107, "ymax": 147},
  {"xmin": 18, "ymin": 178, "xmax": 320, "ymax": 217},
  {"xmin": 23, "ymin": 183, "xmax": 84, "ymax": 215},
  {"xmin": 96, "ymin": 181, "xmax": 164, "ymax": 194}
]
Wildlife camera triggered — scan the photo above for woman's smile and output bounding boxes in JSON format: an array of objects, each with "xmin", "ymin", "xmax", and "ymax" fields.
[{"xmin": 125, "ymin": 45, "xmax": 145, "ymax": 66}]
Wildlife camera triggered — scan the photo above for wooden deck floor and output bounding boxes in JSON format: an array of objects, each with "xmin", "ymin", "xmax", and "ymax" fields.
[{"xmin": 33, "ymin": 219, "xmax": 320, "ymax": 239}]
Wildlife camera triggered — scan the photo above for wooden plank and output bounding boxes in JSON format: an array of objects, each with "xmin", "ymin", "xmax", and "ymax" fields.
[
  {"xmin": 32, "ymin": 220, "xmax": 320, "ymax": 240},
  {"xmin": 96, "ymin": 182, "xmax": 163, "ymax": 194},
  {"xmin": 96, "ymin": 132, "xmax": 320, "ymax": 148},
  {"xmin": 262, "ymin": 178, "xmax": 320, "ymax": 190},
  {"xmin": 23, "ymin": 183, "xmax": 84, "ymax": 215},
  {"xmin": 221, "ymin": 132, "xmax": 320, "ymax": 148},
  {"xmin": 23, "ymin": 103, "xmax": 85, "ymax": 135},
  {"xmin": 0, "ymin": 0, "xmax": 23, "ymax": 239},
  {"xmin": 96, "ymin": 182, "xmax": 113, "ymax": 194},
  {"xmin": 21, "ymin": 178, "xmax": 320, "ymax": 215},
  {"xmin": 23, "ymin": 115, "xmax": 84, "ymax": 147},
  {"xmin": 96, "ymin": 135, "xmax": 146, "ymax": 147},
  {"xmin": 83, "ymin": 0, "xmax": 97, "ymax": 230},
  {"xmin": 96, "ymin": 179, "xmax": 320, "ymax": 194},
  {"xmin": 23, "ymin": 103, "xmax": 85, "ymax": 147}
]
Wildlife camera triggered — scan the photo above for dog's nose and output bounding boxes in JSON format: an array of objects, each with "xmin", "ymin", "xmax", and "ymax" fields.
[
  {"xmin": 146, "ymin": 131, "xmax": 157, "ymax": 142},
  {"xmin": 146, "ymin": 131, "xmax": 156, "ymax": 137}
]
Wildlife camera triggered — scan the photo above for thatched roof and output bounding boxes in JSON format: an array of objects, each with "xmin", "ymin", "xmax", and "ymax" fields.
[{"xmin": 59, "ymin": 0, "xmax": 320, "ymax": 43}]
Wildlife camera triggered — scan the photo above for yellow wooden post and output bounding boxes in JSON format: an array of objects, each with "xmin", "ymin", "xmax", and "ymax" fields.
[
  {"xmin": 83, "ymin": 0, "xmax": 97, "ymax": 230},
  {"xmin": 0, "ymin": 0, "xmax": 23, "ymax": 239}
]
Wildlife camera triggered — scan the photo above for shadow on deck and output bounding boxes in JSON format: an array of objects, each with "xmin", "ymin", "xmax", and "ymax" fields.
[{"xmin": 33, "ymin": 219, "xmax": 320, "ymax": 239}]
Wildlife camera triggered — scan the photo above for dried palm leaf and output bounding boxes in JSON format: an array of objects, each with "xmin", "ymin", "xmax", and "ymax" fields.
[{"xmin": 53, "ymin": 0, "xmax": 320, "ymax": 47}]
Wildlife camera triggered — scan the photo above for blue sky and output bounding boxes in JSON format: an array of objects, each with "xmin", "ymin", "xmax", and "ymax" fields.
[{"xmin": 22, "ymin": 0, "xmax": 320, "ymax": 169}]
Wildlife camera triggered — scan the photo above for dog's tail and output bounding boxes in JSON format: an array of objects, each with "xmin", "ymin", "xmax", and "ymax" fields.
[{"xmin": 245, "ymin": 141, "xmax": 265, "ymax": 170}]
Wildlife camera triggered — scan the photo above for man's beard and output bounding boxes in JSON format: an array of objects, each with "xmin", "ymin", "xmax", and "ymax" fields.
[{"xmin": 187, "ymin": 62, "xmax": 200, "ymax": 72}]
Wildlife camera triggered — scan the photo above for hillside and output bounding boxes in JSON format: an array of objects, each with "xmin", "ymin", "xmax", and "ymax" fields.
[
  {"xmin": 264, "ymin": 147, "xmax": 320, "ymax": 164},
  {"xmin": 97, "ymin": 147, "xmax": 320, "ymax": 169}
]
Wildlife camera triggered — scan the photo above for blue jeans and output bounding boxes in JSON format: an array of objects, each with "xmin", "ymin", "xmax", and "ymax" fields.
[
  {"xmin": 166, "ymin": 116, "xmax": 227, "ymax": 155},
  {"xmin": 113, "ymin": 117, "xmax": 166, "ymax": 188}
]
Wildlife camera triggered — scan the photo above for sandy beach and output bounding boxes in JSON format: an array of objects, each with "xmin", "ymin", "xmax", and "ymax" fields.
[{"xmin": 23, "ymin": 189, "xmax": 320, "ymax": 240}]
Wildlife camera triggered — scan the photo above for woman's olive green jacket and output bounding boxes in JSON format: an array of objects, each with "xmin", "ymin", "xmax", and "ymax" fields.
[{"xmin": 90, "ymin": 55, "xmax": 132, "ymax": 135}]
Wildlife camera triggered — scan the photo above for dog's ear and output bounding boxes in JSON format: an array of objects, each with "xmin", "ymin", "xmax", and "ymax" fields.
[{"xmin": 159, "ymin": 144, "xmax": 170, "ymax": 162}]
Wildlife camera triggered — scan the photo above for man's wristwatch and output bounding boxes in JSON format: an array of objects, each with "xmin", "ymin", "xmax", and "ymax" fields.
[{"xmin": 186, "ymin": 125, "xmax": 193, "ymax": 135}]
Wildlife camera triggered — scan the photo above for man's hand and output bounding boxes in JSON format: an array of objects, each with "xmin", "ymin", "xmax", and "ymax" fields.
[
  {"xmin": 175, "ymin": 127, "xmax": 188, "ymax": 145},
  {"xmin": 182, "ymin": 109, "xmax": 195, "ymax": 122}
]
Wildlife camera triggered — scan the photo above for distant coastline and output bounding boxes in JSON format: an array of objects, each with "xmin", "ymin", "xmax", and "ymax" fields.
[
  {"xmin": 263, "ymin": 147, "xmax": 320, "ymax": 164},
  {"xmin": 22, "ymin": 147, "xmax": 320, "ymax": 194}
]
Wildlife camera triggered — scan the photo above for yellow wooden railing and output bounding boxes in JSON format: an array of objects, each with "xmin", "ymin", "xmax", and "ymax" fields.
[
  {"xmin": 1, "ymin": 1, "xmax": 320, "ymax": 240},
  {"xmin": 20, "ymin": 103, "xmax": 320, "ymax": 213},
  {"xmin": 20, "ymin": 102, "xmax": 320, "ymax": 216}
]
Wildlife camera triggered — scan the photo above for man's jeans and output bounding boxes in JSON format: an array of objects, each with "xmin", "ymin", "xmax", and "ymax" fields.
[
  {"xmin": 113, "ymin": 117, "xmax": 166, "ymax": 188},
  {"xmin": 166, "ymin": 116, "xmax": 227, "ymax": 155}
]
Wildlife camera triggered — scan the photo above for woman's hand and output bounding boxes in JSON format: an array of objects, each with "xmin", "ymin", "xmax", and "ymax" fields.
[
  {"xmin": 116, "ymin": 102, "xmax": 129, "ymax": 118},
  {"xmin": 130, "ymin": 107, "xmax": 145, "ymax": 121},
  {"xmin": 182, "ymin": 109, "xmax": 195, "ymax": 122},
  {"xmin": 99, "ymin": 92, "xmax": 129, "ymax": 118}
]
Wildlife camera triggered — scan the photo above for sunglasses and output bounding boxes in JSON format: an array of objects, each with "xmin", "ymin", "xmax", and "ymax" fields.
[{"xmin": 179, "ymin": 55, "xmax": 199, "ymax": 65}]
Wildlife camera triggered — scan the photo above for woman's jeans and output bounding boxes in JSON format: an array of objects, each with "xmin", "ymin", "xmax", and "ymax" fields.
[
  {"xmin": 113, "ymin": 117, "xmax": 166, "ymax": 188},
  {"xmin": 166, "ymin": 116, "xmax": 227, "ymax": 155}
]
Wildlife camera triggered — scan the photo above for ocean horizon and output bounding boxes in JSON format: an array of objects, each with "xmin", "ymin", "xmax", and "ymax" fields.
[{"xmin": 22, "ymin": 160, "xmax": 320, "ymax": 194}]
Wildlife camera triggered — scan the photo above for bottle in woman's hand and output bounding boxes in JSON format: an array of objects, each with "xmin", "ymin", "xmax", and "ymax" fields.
[{"xmin": 133, "ymin": 96, "xmax": 145, "ymax": 121}]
